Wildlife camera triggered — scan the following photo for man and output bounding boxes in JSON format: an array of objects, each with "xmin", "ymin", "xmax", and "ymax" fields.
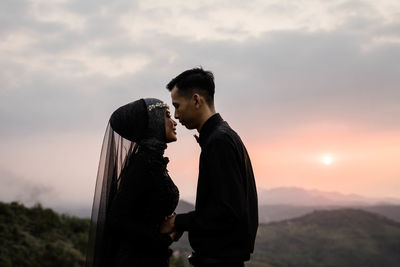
[{"xmin": 162, "ymin": 67, "xmax": 258, "ymax": 267}]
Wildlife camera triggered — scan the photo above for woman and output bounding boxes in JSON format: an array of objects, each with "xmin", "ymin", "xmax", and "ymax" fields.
[{"xmin": 86, "ymin": 98, "xmax": 180, "ymax": 267}]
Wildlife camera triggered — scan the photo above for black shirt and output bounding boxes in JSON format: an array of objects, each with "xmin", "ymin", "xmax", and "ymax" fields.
[{"xmin": 175, "ymin": 113, "xmax": 258, "ymax": 261}]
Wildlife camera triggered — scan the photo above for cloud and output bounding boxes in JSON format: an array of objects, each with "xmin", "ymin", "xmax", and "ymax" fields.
[
  {"xmin": 1, "ymin": 1, "xmax": 398, "ymax": 125},
  {"xmin": 0, "ymin": 168, "xmax": 54, "ymax": 205},
  {"xmin": 1, "ymin": 0, "xmax": 400, "ymax": 203}
]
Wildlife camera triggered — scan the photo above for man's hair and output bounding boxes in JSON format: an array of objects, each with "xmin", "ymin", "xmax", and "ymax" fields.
[{"xmin": 166, "ymin": 67, "xmax": 215, "ymax": 106}]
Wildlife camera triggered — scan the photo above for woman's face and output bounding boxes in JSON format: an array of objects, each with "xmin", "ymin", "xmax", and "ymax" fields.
[{"xmin": 165, "ymin": 107, "xmax": 177, "ymax": 143}]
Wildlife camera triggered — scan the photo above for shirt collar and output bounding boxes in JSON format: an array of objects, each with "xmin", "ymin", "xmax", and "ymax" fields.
[{"xmin": 198, "ymin": 113, "xmax": 224, "ymax": 147}]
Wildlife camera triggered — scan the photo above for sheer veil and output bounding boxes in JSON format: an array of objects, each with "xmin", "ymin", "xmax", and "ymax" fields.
[
  {"xmin": 86, "ymin": 123, "xmax": 137, "ymax": 267},
  {"xmin": 85, "ymin": 98, "xmax": 167, "ymax": 267}
]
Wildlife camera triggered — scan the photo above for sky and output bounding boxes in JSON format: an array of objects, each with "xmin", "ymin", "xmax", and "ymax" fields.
[{"xmin": 1, "ymin": 0, "xmax": 399, "ymax": 209}]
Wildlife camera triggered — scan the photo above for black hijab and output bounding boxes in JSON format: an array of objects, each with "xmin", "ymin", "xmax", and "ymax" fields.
[{"xmin": 86, "ymin": 98, "xmax": 169, "ymax": 267}]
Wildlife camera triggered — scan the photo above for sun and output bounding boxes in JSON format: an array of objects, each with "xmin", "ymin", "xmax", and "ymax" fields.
[{"xmin": 322, "ymin": 155, "xmax": 333, "ymax": 165}]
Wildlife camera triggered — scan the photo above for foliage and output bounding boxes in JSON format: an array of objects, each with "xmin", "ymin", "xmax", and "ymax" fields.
[
  {"xmin": 249, "ymin": 209, "xmax": 400, "ymax": 267},
  {"xmin": 3, "ymin": 202, "xmax": 400, "ymax": 267},
  {"xmin": 0, "ymin": 201, "xmax": 89, "ymax": 267},
  {"xmin": 0, "ymin": 201, "xmax": 191, "ymax": 267}
]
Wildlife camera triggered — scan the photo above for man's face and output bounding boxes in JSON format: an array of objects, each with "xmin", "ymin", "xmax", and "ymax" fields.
[{"xmin": 170, "ymin": 86, "xmax": 197, "ymax": 129}]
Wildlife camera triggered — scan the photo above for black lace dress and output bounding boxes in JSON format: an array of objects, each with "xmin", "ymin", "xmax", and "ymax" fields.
[{"xmin": 105, "ymin": 147, "xmax": 179, "ymax": 267}]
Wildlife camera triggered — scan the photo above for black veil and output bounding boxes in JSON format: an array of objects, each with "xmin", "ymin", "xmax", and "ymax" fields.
[
  {"xmin": 86, "ymin": 98, "xmax": 167, "ymax": 267},
  {"xmin": 85, "ymin": 123, "xmax": 137, "ymax": 267}
]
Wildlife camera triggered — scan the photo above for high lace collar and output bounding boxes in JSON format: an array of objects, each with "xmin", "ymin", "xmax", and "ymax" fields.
[{"xmin": 137, "ymin": 141, "xmax": 169, "ymax": 169}]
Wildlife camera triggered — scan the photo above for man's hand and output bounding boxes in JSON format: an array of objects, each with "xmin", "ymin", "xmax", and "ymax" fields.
[{"xmin": 160, "ymin": 214, "xmax": 176, "ymax": 234}]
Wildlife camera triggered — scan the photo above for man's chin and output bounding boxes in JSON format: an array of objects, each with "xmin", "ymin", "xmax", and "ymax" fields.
[{"xmin": 180, "ymin": 122, "xmax": 193, "ymax": 130}]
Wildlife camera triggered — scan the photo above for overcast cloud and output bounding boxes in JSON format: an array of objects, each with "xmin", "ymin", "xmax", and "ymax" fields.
[{"xmin": 1, "ymin": 0, "xmax": 399, "ymax": 207}]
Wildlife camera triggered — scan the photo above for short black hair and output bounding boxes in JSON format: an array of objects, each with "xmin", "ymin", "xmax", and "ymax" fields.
[{"xmin": 166, "ymin": 67, "xmax": 215, "ymax": 106}]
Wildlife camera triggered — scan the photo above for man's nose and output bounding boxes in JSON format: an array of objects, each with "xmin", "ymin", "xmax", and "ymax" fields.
[{"xmin": 174, "ymin": 110, "xmax": 179, "ymax": 119}]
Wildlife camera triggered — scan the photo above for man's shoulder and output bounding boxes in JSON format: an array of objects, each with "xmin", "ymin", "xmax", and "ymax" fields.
[{"xmin": 206, "ymin": 122, "xmax": 241, "ymax": 147}]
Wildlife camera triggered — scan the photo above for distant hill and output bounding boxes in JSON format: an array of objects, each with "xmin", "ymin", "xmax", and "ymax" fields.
[
  {"xmin": 258, "ymin": 187, "xmax": 400, "ymax": 206},
  {"xmin": 362, "ymin": 205, "xmax": 400, "ymax": 222},
  {"xmin": 248, "ymin": 209, "xmax": 400, "ymax": 267},
  {"xmin": 172, "ymin": 208, "xmax": 400, "ymax": 267},
  {"xmin": 50, "ymin": 187, "xmax": 400, "ymax": 220},
  {"xmin": 258, "ymin": 204, "xmax": 400, "ymax": 223},
  {"xmin": 54, "ymin": 199, "xmax": 195, "ymax": 219},
  {"xmin": 53, "ymin": 203, "xmax": 92, "ymax": 218},
  {"xmin": 176, "ymin": 192, "xmax": 400, "ymax": 225}
]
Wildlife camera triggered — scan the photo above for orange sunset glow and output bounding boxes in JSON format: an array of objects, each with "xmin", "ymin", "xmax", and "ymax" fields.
[
  {"xmin": 246, "ymin": 126, "xmax": 400, "ymax": 197},
  {"xmin": 161, "ymin": 121, "xmax": 400, "ymax": 203}
]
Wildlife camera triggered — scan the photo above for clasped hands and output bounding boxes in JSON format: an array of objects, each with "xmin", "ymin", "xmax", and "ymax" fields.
[{"xmin": 160, "ymin": 213, "xmax": 183, "ymax": 241}]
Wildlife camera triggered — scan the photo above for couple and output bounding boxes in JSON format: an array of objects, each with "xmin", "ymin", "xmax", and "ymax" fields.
[{"xmin": 86, "ymin": 68, "xmax": 258, "ymax": 267}]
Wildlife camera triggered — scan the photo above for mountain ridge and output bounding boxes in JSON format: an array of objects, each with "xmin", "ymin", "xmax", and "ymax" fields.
[
  {"xmin": 248, "ymin": 209, "xmax": 400, "ymax": 267},
  {"xmin": 24, "ymin": 187, "xmax": 400, "ymax": 221},
  {"xmin": 257, "ymin": 186, "xmax": 400, "ymax": 206}
]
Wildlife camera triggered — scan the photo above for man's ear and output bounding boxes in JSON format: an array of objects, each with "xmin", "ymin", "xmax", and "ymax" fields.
[{"xmin": 193, "ymin": 93, "xmax": 202, "ymax": 108}]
